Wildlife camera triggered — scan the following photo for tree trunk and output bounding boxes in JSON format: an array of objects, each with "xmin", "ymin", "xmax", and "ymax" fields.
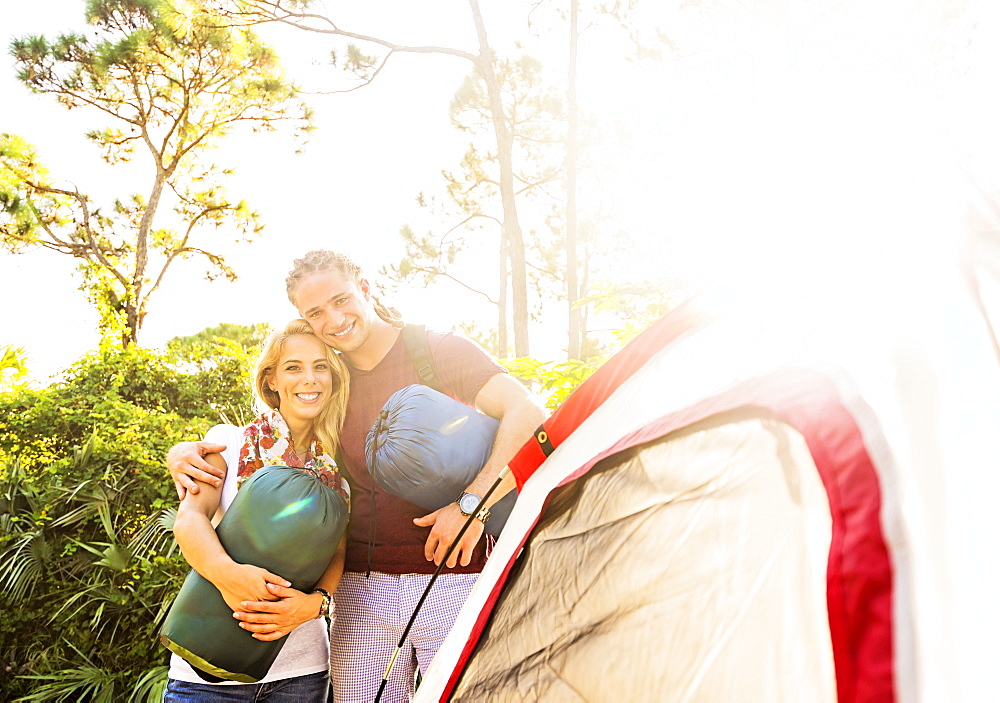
[
  {"xmin": 125, "ymin": 166, "xmax": 167, "ymax": 346},
  {"xmin": 498, "ymin": 230, "xmax": 509, "ymax": 358},
  {"xmin": 469, "ymin": 0, "xmax": 530, "ymax": 358},
  {"xmin": 124, "ymin": 302, "xmax": 140, "ymax": 348},
  {"xmin": 566, "ymin": 0, "xmax": 582, "ymax": 360}
]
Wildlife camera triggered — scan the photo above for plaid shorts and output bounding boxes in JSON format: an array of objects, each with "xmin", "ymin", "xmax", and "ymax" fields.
[{"xmin": 329, "ymin": 571, "xmax": 478, "ymax": 702}]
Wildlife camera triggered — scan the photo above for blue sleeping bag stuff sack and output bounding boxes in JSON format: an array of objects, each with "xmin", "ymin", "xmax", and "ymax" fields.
[
  {"xmin": 159, "ymin": 464, "xmax": 348, "ymax": 683},
  {"xmin": 366, "ymin": 384, "xmax": 515, "ymax": 537}
]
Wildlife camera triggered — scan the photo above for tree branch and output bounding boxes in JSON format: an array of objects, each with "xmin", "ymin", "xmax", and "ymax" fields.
[
  {"xmin": 514, "ymin": 171, "xmax": 559, "ymax": 196},
  {"xmin": 409, "ymin": 265, "xmax": 498, "ymax": 305},
  {"xmin": 243, "ymin": 0, "xmax": 481, "ymax": 63},
  {"xmin": 301, "ymin": 50, "xmax": 395, "ymax": 95},
  {"xmin": 22, "ymin": 180, "xmax": 130, "ymax": 290},
  {"xmin": 146, "ymin": 208, "xmax": 227, "ymax": 299}
]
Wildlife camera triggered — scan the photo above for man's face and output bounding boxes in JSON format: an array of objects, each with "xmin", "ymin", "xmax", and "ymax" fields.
[{"xmin": 293, "ymin": 269, "xmax": 375, "ymax": 356}]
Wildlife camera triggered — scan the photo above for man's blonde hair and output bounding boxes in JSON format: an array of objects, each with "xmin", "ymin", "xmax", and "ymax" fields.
[{"xmin": 285, "ymin": 249, "xmax": 404, "ymax": 328}]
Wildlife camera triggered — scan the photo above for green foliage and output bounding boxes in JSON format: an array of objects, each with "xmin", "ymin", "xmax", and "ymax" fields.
[
  {"xmin": 165, "ymin": 322, "xmax": 266, "ymax": 426},
  {"xmin": 0, "ymin": 329, "xmax": 259, "ymax": 700},
  {"xmin": 501, "ymin": 287, "xmax": 684, "ymax": 410},
  {"xmin": 342, "ymin": 43, "xmax": 381, "ymax": 81},
  {"xmin": 166, "ymin": 321, "xmax": 271, "ymax": 353},
  {"xmin": 1, "ymin": 0, "xmax": 310, "ymax": 346},
  {"xmin": 2, "ymin": 351, "xmax": 202, "ymax": 478},
  {"xmin": 0, "ymin": 444, "xmax": 184, "ymax": 700},
  {"xmin": 580, "ymin": 280, "xmax": 690, "ymax": 349},
  {"xmin": 1, "ymin": 345, "xmax": 31, "ymax": 392},
  {"xmin": 503, "ymin": 355, "xmax": 601, "ymax": 412},
  {"xmin": 0, "ymin": 134, "xmax": 70, "ymax": 247}
]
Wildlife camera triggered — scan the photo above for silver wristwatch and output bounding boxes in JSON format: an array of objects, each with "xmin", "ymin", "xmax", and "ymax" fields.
[{"xmin": 457, "ymin": 491, "xmax": 491, "ymax": 524}]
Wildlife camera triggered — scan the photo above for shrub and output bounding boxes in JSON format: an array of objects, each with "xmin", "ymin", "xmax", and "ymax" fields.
[{"xmin": 0, "ymin": 341, "xmax": 253, "ymax": 701}]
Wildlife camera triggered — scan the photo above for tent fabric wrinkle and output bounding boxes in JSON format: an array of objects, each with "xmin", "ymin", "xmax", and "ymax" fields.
[
  {"xmin": 451, "ymin": 416, "xmax": 838, "ymax": 702},
  {"xmin": 422, "ymin": 351, "xmax": 898, "ymax": 702},
  {"xmin": 420, "ymin": 224, "xmax": 1000, "ymax": 700},
  {"xmin": 416, "ymin": 227, "xmax": 1000, "ymax": 703}
]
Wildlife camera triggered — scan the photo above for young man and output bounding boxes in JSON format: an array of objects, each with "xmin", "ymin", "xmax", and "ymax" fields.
[{"xmin": 167, "ymin": 249, "xmax": 546, "ymax": 701}]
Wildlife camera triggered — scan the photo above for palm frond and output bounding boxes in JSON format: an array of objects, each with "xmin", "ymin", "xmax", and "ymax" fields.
[
  {"xmin": 95, "ymin": 542, "xmax": 133, "ymax": 572},
  {"xmin": 151, "ymin": 587, "xmax": 178, "ymax": 629},
  {"xmin": 14, "ymin": 667, "xmax": 116, "ymax": 703},
  {"xmin": 129, "ymin": 506, "xmax": 178, "ymax": 558},
  {"xmin": 14, "ymin": 642, "xmax": 115, "ymax": 703},
  {"xmin": 129, "ymin": 665, "xmax": 169, "ymax": 703},
  {"xmin": 48, "ymin": 581, "xmax": 105, "ymax": 625},
  {"xmin": 51, "ymin": 481, "xmax": 119, "ymax": 540},
  {"xmin": 0, "ymin": 532, "xmax": 49, "ymax": 601},
  {"xmin": 0, "ymin": 456, "xmax": 41, "ymax": 518}
]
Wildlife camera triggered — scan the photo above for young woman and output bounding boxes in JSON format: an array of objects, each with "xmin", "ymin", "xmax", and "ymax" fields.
[{"xmin": 164, "ymin": 320, "xmax": 350, "ymax": 702}]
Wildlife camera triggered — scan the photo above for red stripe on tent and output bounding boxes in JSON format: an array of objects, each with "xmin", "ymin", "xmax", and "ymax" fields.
[
  {"xmin": 441, "ymin": 517, "xmax": 543, "ymax": 699},
  {"xmin": 445, "ymin": 368, "xmax": 894, "ymax": 703},
  {"xmin": 509, "ymin": 298, "xmax": 714, "ymax": 488}
]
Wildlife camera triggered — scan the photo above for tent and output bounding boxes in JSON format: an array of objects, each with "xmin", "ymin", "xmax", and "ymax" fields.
[{"xmin": 416, "ymin": 182, "xmax": 1000, "ymax": 701}]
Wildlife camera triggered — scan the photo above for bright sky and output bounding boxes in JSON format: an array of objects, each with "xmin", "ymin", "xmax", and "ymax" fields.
[
  {"xmin": 4, "ymin": 2, "xmax": 1000, "ymax": 695},
  {"xmin": 4, "ymin": 0, "xmax": 1000, "ymax": 384},
  {"xmin": 1, "ymin": 0, "xmax": 488, "ymax": 380}
]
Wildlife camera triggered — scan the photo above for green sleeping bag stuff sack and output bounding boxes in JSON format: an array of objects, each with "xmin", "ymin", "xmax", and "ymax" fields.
[{"xmin": 159, "ymin": 464, "xmax": 348, "ymax": 683}]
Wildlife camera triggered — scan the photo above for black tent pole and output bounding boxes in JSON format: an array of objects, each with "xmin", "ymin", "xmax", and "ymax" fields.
[{"xmin": 373, "ymin": 467, "xmax": 512, "ymax": 703}]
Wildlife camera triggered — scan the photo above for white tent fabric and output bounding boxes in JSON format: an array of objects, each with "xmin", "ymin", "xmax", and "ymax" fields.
[
  {"xmin": 417, "ymin": 171, "xmax": 1000, "ymax": 702},
  {"xmin": 417, "ymin": 210, "xmax": 1000, "ymax": 701},
  {"xmin": 450, "ymin": 415, "xmax": 839, "ymax": 702},
  {"xmin": 421, "ymin": 332, "xmax": 901, "ymax": 701}
]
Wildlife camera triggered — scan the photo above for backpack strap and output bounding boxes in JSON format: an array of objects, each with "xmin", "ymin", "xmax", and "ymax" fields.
[{"xmin": 400, "ymin": 324, "xmax": 444, "ymax": 394}]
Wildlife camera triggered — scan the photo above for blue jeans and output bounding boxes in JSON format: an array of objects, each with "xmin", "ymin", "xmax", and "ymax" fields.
[{"xmin": 164, "ymin": 670, "xmax": 329, "ymax": 702}]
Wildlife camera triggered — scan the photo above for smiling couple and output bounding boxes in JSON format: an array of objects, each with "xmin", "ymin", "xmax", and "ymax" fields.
[{"xmin": 163, "ymin": 249, "xmax": 547, "ymax": 702}]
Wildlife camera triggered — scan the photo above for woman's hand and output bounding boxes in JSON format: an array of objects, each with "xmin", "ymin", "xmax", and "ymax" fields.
[
  {"xmin": 212, "ymin": 563, "xmax": 290, "ymax": 614},
  {"xmin": 233, "ymin": 583, "xmax": 324, "ymax": 641}
]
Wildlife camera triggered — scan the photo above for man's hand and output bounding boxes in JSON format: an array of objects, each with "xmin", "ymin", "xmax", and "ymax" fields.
[
  {"xmin": 414, "ymin": 502, "xmax": 485, "ymax": 568},
  {"xmin": 233, "ymin": 583, "xmax": 324, "ymax": 641},
  {"xmin": 167, "ymin": 441, "xmax": 227, "ymax": 499}
]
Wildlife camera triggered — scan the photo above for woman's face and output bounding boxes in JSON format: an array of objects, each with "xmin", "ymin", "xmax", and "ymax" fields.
[{"xmin": 266, "ymin": 334, "xmax": 334, "ymax": 426}]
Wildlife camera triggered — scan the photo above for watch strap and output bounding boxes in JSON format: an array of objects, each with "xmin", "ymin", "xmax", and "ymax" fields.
[{"xmin": 312, "ymin": 588, "xmax": 332, "ymax": 619}]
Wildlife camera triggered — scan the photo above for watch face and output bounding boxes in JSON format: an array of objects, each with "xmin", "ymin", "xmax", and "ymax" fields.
[{"xmin": 459, "ymin": 493, "xmax": 481, "ymax": 515}]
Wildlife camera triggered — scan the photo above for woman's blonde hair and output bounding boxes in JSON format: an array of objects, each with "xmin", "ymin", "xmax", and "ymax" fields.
[{"xmin": 253, "ymin": 319, "xmax": 349, "ymax": 456}]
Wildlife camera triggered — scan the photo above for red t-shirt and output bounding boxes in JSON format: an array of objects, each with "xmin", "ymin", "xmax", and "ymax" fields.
[{"xmin": 339, "ymin": 329, "xmax": 505, "ymax": 574}]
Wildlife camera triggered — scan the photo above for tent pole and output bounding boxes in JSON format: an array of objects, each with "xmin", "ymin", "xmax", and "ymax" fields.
[{"xmin": 373, "ymin": 467, "xmax": 512, "ymax": 703}]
